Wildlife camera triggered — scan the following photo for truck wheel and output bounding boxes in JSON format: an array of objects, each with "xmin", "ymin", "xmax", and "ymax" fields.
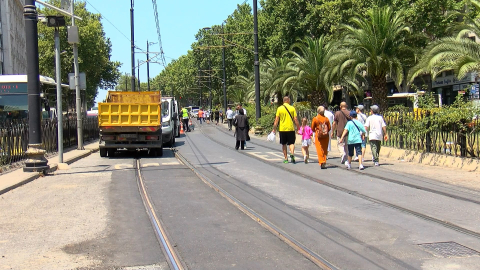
[
  {"xmin": 107, "ymin": 149, "xmax": 115, "ymax": 157},
  {"xmin": 100, "ymin": 148, "xmax": 107, "ymax": 157},
  {"xmin": 175, "ymin": 125, "xmax": 180, "ymax": 138},
  {"xmin": 157, "ymin": 147, "xmax": 163, "ymax": 157}
]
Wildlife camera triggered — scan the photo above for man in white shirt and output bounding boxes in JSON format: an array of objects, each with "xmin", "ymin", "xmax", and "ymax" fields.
[
  {"xmin": 324, "ymin": 105, "xmax": 335, "ymax": 155},
  {"xmin": 354, "ymin": 105, "xmax": 368, "ymax": 161},
  {"xmin": 226, "ymin": 107, "xmax": 234, "ymax": 131},
  {"xmin": 364, "ymin": 105, "xmax": 388, "ymax": 166}
]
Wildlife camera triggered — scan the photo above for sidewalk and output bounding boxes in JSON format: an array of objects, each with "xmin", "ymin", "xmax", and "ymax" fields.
[{"xmin": 0, "ymin": 141, "xmax": 99, "ymax": 195}]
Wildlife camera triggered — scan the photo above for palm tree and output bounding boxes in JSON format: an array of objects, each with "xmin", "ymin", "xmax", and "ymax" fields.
[
  {"xmin": 260, "ymin": 57, "xmax": 299, "ymax": 106},
  {"xmin": 283, "ymin": 35, "xmax": 335, "ymax": 108},
  {"xmin": 228, "ymin": 74, "xmax": 255, "ymax": 105},
  {"xmin": 330, "ymin": 6, "xmax": 412, "ymax": 110},
  {"xmin": 410, "ymin": 0, "xmax": 480, "ymax": 82}
]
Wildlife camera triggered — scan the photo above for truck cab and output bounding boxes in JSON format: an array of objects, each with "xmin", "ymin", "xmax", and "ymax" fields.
[{"xmin": 161, "ymin": 97, "xmax": 180, "ymax": 146}]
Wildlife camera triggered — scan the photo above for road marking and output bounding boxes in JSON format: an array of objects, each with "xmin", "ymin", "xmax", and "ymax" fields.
[
  {"xmin": 115, "ymin": 164, "xmax": 134, "ymax": 170},
  {"xmin": 247, "ymin": 152, "xmax": 274, "ymax": 161},
  {"xmin": 142, "ymin": 163, "xmax": 160, "ymax": 168}
]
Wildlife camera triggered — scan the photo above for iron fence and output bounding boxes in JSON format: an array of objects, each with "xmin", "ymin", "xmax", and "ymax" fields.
[{"xmin": 0, "ymin": 117, "xmax": 99, "ymax": 167}]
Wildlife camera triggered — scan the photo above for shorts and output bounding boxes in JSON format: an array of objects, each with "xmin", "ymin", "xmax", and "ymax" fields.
[
  {"xmin": 279, "ymin": 131, "xmax": 296, "ymax": 145},
  {"xmin": 301, "ymin": 139, "xmax": 312, "ymax": 147},
  {"xmin": 361, "ymin": 137, "xmax": 367, "ymax": 148},
  {"xmin": 348, "ymin": 143, "xmax": 362, "ymax": 157}
]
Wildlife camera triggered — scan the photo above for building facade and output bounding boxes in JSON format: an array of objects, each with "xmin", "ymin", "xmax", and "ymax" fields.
[{"xmin": 0, "ymin": 0, "xmax": 27, "ymax": 75}]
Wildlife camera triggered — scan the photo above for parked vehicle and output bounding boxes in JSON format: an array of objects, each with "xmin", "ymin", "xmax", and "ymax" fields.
[
  {"xmin": 98, "ymin": 91, "xmax": 163, "ymax": 157},
  {"xmin": 161, "ymin": 97, "xmax": 180, "ymax": 146}
]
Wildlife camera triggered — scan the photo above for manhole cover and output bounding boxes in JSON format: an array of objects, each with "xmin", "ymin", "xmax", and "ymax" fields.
[{"xmin": 418, "ymin": 241, "xmax": 480, "ymax": 258}]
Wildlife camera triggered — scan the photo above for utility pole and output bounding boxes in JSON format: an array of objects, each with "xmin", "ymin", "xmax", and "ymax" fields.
[
  {"xmin": 253, "ymin": 0, "xmax": 261, "ymax": 120},
  {"xmin": 137, "ymin": 59, "xmax": 140, "ymax": 91},
  {"xmin": 23, "ymin": 0, "xmax": 49, "ymax": 172},
  {"xmin": 71, "ymin": 0, "xmax": 83, "ymax": 150},
  {"xmin": 54, "ymin": 28, "xmax": 63, "ymax": 163},
  {"xmin": 147, "ymin": 40, "xmax": 151, "ymax": 91},
  {"xmin": 222, "ymin": 23, "xmax": 227, "ymax": 114},
  {"xmin": 130, "ymin": 0, "xmax": 136, "ymax": 91}
]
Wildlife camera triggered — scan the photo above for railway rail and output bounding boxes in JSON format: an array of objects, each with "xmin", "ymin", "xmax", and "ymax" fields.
[{"xmin": 193, "ymin": 121, "xmax": 480, "ymax": 240}]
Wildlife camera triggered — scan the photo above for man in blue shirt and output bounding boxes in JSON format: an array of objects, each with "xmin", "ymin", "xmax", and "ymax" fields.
[{"xmin": 339, "ymin": 110, "xmax": 367, "ymax": 170}]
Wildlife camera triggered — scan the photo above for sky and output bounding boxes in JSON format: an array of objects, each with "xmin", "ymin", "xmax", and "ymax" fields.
[{"xmin": 70, "ymin": 0, "xmax": 254, "ymax": 105}]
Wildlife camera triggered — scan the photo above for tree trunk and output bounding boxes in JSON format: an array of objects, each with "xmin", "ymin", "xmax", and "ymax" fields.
[
  {"xmin": 309, "ymin": 90, "xmax": 327, "ymax": 110},
  {"xmin": 371, "ymin": 75, "xmax": 389, "ymax": 111}
]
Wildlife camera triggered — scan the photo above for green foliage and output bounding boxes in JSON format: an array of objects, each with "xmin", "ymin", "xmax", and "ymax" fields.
[
  {"xmin": 255, "ymin": 104, "xmax": 278, "ymax": 135},
  {"xmin": 38, "ymin": 0, "xmax": 120, "ymax": 107}
]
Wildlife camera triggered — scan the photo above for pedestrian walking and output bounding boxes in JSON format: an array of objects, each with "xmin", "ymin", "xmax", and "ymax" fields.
[
  {"xmin": 298, "ymin": 117, "xmax": 313, "ymax": 164},
  {"xmin": 226, "ymin": 107, "xmax": 234, "ymax": 131},
  {"xmin": 339, "ymin": 110, "xmax": 367, "ymax": 170},
  {"xmin": 324, "ymin": 105, "xmax": 335, "ymax": 155},
  {"xmin": 311, "ymin": 106, "xmax": 331, "ymax": 169},
  {"xmin": 354, "ymin": 105, "xmax": 367, "ymax": 162},
  {"xmin": 214, "ymin": 109, "xmax": 220, "ymax": 125},
  {"xmin": 236, "ymin": 104, "xmax": 248, "ymax": 147},
  {"xmin": 198, "ymin": 108, "xmax": 204, "ymax": 124},
  {"xmin": 234, "ymin": 109, "xmax": 248, "ymax": 150},
  {"xmin": 205, "ymin": 110, "xmax": 210, "ymax": 124},
  {"xmin": 364, "ymin": 105, "xmax": 388, "ymax": 166},
  {"xmin": 181, "ymin": 107, "xmax": 191, "ymax": 132},
  {"xmin": 332, "ymin": 102, "xmax": 351, "ymax": 164},
  {"xmin": 272, "ymin": 96, "xmax": 301, "ymax": 164}
]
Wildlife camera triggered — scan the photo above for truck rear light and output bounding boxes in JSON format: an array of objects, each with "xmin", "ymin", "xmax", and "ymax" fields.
[
  {"xmin": 146, "ymin": 136, "xmax": 159, "ymax": 140},
  {"xmin": 102, "ymin": 135, "xmax": 115, "ymax": 141},
  {"xmin": 139, "ymin": 127, "xmax": 157, "ymax": 132}
]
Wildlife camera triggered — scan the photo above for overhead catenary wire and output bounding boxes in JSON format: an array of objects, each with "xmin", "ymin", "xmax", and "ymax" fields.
[{"xmin": 151, "ymin": 0, "xmax": 167, "ymax": 67}]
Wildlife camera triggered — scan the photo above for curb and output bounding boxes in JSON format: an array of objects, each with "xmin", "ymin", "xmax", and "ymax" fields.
[{"xmin": 0, "ymin": 147, "xmax": 99, "ymax": 196}]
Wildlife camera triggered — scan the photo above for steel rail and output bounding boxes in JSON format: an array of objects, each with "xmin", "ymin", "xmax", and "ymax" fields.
[
  {"xmin": 195, "ymin": 122, "xmax": 480, "ymax": 240},
  {"xmin": 174, "ymin": 149, "xmax": 338, "ymax": 270},
  {"xmin": 213, "ymin": 122, "xmax": 480, "ymax": 205},
  {"xmin": 135, "ymin": 159, "xmax": 184, "ymax": 270}
]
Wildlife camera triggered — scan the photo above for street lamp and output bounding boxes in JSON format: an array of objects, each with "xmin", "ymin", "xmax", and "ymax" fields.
[
  {"xmin": 253, "ymin": 0, "xmax": 261, "ymax": 121},
  {"xmin": 23, "ymin": 0, "xmax": 49, "ymax": 172}
]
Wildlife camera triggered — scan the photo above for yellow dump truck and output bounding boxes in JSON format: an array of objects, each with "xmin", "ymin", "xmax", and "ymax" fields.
[{"xmin": 98, "ymin": 91, "xmax": 163, "ymax": 157}]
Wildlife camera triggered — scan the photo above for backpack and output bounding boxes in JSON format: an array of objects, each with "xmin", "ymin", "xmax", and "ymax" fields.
[{"xmin": 316, "ymin": 116, "xmax": 329, "ymax": 138}]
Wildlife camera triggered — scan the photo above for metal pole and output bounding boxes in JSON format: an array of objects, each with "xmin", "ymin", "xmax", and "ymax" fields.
[
  {"xmin": 130, "ymin": 0, "xmax": 136, "ymax": 91},
  {"xmin": 72, "ymin": 0, "xmax": 83, "ymax": 150},
  {"xmin": 207, "ymin": 34, "xmax": 212, "ymax": 109},
  {"xmin": 147, "ymin": 41, "xmax": 150, "ymax": 91},
  {"xmin": 137, "ymin": 59, "xmax": 140, "ymax": 90},
  {"xmin": 222, "ymin": 23, "xmax": 227, "ymax": 114},
  {"xmin": 253, "ymin": 0, "xmax": 261, "ymax": 121},
  {"xmin": 55, "ymin": 29, "xmax": 63, "ymax": 163},
  {"xmin": 23, "ymin": 0, "xmax": 49, "ymax": 172}
]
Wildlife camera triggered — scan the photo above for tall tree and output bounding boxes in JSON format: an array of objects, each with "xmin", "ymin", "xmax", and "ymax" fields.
[
  {"xmin": 37, "ymin": 0, "xmax": 121, "ymax": 107},
  {"xmin": 330, "ymin": 6, "xmax": 412, "ymax": 110},
  {"xmin": 283, "ymin": 36, "xmax": 335, "ymax": 107}
]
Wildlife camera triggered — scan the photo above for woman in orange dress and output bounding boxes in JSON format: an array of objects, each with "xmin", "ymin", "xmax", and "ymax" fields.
[{"xmin": 311, "ymin": 106, "xmax": 331, "ymax": 169}]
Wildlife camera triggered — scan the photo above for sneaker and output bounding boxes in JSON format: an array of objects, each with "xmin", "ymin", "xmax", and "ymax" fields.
[
  {"xmin": 321, "ymin": 163, "xmax": 326, "ymax": 169},
  {"xmin": 290, "ymin": 154, "xmax": 296, "ymax": 164},
  {"xmin": 304, "ymin": 156, "xmax": 308, "ymax": 164},
  {"xmin": 359, "ymin": 164, "xmax": 364, "ymax": 170},
  {"xmin": 362, "ymin": 158, "xmax": 365, "ymax": 163},
  {"xmin": 374, "ymin": 162, "xmax": 379, "ymax": 166},
  {"xmin": 283, "ymin": 159, "xmax": 289, "ymax": 164},
  {"xmin": 345, "ymin": 161, "xmax": 351, "ymax": 169},
  {"xmin": 372, "ymin": 156, "xmax": 375, "ymax": 162},
  {"xmin": 340, "ymin": 154, "xmax": 346, "ymax": 164},
  {"xmin": 353, "ymin": 156, "xmax": 359, "ymax": 161}
]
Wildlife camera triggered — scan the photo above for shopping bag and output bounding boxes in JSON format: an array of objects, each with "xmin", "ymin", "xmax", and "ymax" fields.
[{"xmin": 267, "ymin": 131, "xmax": 276, "ymax": 142}]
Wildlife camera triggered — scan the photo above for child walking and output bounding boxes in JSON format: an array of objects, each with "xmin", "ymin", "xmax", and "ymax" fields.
[{"xmin": 298, "ymin": 117, "xmax": 313, "ymax": 164}]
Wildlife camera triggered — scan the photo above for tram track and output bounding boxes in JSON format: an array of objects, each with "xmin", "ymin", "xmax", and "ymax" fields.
[
  {"xmin": 213, "ymin": 122, "xmax": 480, "ymax": 205},
  {"xmin": 134, "ymin": 158, "xmax": 185, "ymax": 270},
  {"xmin": 179, "ymin": 131, "xmax": 422, "ymax": 269},
  {"xmin": 193, "ymin": 122, "xmax": 480, "ymax": 240}
]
